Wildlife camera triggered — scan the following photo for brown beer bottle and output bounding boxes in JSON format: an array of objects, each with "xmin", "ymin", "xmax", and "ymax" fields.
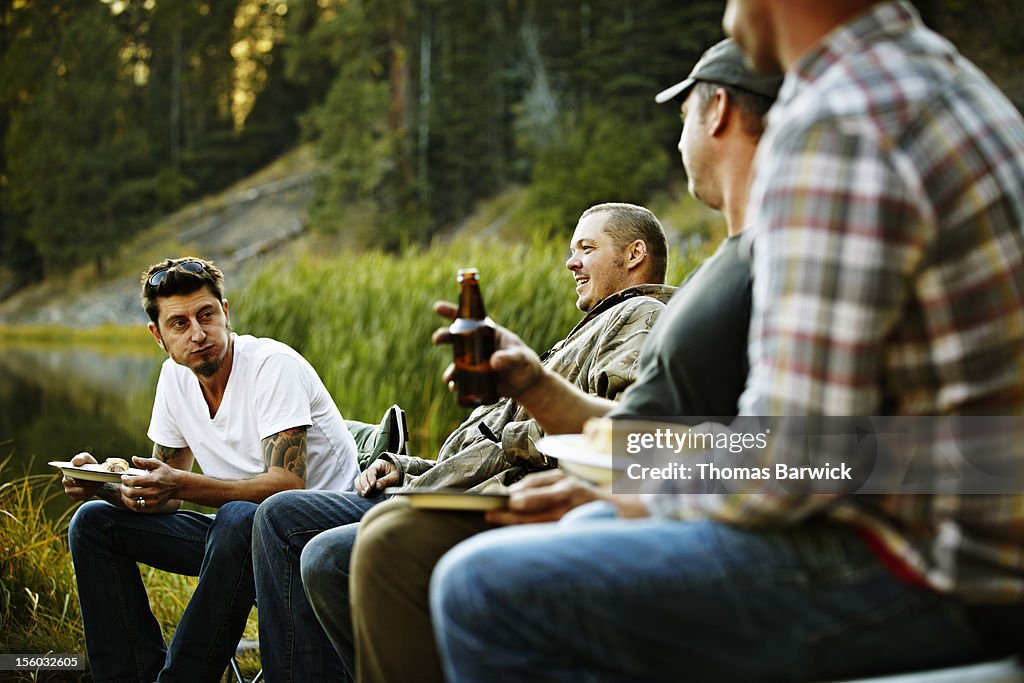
[{"xmin": 449, "ymin": 268, "xmax": 499, "ymax": 406}]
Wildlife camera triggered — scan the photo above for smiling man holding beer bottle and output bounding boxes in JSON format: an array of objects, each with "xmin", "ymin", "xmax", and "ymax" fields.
[{"xmin": 250, "ymin": 202, "xmax": 673, "ymax": 682}]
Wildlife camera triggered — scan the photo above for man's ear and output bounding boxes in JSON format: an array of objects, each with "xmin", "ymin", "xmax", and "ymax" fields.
[
  {"xmin": 148, "ymin": 322, "xmax": 166, "ymax": 351},
  {"xmin": 708, "ymin": 87, "xmax": 730, "ymax": 136},
  {"xmin": 626, "ymin": 239, "xmax": 647, "ymax": 270},
  {"xmin": 222, "ymin": 299, "xmax": 230, "ymax": 329}
]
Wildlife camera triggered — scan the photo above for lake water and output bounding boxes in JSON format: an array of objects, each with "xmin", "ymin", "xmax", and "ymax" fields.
[{"xmin": 0, "ymin": 343, "xmax": 164, "ymax": 514}]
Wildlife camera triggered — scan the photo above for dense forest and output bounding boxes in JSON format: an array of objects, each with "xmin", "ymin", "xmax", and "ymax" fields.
[{"xmin": 1, "ymin": 0, "xmax": 1022, "ymax": 295}]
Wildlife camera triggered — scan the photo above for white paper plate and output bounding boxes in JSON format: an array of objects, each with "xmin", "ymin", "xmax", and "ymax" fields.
[
  {"xmin": 535, "ymin": 434, "xmax": 620, "ymax": 485},
  {"xmin": 49, "ymin": 461, "xmax": 147, "ymax": 483}
]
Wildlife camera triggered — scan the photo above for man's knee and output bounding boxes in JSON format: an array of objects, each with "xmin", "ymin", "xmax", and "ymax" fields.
[
  {"xmin": 300, "ymin": 524, "xmax": 363, "ymax": 613},
  {"xmin": 252, "ymin": 489, "xmax": 305, "ymax": 542},
  {"xmin": 354, "ymin": 502, "xmax": 490, "ymax": 587},
  {"xmin": 359, "ymin": 497, "xmax": 409, "ymax": 531},
  {"xmin": 68, "ymin": 500, "xmax": 115, "ymax": 552},
  {"xmin": 209, "ymin": 500, "xmax": 258, "ymax": 548},
  {"xmin": 299, "ymin": 532, "xmax": 344, "ymax": 597}
]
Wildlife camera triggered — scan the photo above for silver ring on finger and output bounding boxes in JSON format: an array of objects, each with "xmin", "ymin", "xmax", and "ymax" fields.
[{"xmin": 138, "ymin": 497, "xmax": 146, "ymax": 510}]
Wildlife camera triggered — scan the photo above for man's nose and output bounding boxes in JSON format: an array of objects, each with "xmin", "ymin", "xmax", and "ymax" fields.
[
  {"xmin": 190, "ymin": 321, "xmax": 207, "ymax": 341},
  {"xmin": 566, "ymin": 254, "xmax": 581, "ymax": 270}
]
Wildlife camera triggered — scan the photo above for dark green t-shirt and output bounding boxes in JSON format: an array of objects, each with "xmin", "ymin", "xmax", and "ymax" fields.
[{"xmin": 610, "ymin": 235, "xmax": 751, "ymax": 418}]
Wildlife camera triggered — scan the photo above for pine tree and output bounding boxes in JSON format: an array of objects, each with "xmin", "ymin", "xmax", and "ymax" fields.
[{"xmin": 4, "ymin": 0, "xmax": 140, "ymax": 275}]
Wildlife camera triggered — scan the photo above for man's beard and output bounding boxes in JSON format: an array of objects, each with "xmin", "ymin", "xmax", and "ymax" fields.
[{"xmin": 194, "ymin": 356, "xmax": 224, "ymax": 378}]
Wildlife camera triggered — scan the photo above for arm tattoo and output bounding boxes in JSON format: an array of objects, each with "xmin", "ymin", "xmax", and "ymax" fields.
[
  {"xmin": 153, "ymin": 443, "xmax": 180, "ymax": 463},
  {"xmin": 263, "ymin": 427, "xmax": 307, "ymax": 481}
]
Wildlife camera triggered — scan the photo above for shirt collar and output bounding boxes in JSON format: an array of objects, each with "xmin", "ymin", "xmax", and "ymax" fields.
[
  {"xmin": 778, "ymin": 0, "xmax": 921, "ymax": 105},
  {"xmin": 567, "ymin": 283, "xmax": 676, "ymax": 336}
]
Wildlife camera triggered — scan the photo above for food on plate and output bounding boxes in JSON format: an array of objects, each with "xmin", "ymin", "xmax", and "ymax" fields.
[
  {"xmin": 581, "ymin": 416, "xmax": 614, "ymax": 454},
  {"xmin": 99, "ymin": 457, "xmax": 130, "ymax": 473}
]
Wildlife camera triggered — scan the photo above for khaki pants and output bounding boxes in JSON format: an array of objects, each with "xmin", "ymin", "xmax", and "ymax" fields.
[{"xmin": 350, "ymin": 498, "xmax": 493, "ymax": 683}]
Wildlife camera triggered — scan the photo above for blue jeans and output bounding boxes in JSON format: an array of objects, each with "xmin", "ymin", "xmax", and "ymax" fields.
[
  {"xmin": 431, "ymin": 515, "xmax": 998, "ymax": 683},
  {"xmin": 68, "ymin": 500, "xmax": 257, "ymax": 683},
  {"xmin": 251, "ymin": 489, "xmax": 385, "ymax": 682}
]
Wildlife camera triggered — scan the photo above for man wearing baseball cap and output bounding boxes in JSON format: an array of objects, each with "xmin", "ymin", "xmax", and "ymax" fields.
[{"xmin": 655, "ymin": 37, "xmax": 783, "ymax": 104}]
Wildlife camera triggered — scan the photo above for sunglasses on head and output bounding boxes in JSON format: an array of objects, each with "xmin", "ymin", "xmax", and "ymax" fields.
[{"xmin": 148, "ymin": 259, "xmax": 206, "ymax": 287}]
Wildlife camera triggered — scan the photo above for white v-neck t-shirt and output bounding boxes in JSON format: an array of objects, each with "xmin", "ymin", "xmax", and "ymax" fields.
[{"xmin": 147, "ymin": 333, "xmax": 358, "ymax": 491}]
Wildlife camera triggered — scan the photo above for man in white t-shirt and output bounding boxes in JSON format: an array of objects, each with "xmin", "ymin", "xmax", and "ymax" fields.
[{"xmin": 61, "ymin": 256, "xmax": 359, "ymax": 683}]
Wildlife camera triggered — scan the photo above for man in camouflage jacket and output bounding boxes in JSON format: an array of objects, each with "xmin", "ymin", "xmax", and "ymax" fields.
[
  {"xmin": 380, "ymin": 281, "xmax": 672, "ymax": 493},
  {"xmin": 250, "ymin": 201, "xmax": 674, "ymax": 682}
]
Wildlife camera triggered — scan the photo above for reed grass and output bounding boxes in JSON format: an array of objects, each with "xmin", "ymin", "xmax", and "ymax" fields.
[{"xmin": 0, "ymin": 456, "xmax": 259, "ymax": 682}]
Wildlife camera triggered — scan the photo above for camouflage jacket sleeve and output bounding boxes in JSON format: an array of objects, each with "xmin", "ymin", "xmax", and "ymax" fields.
[
  {"xmin": 395, "ymin": 294, "xmax": 667, "ymax": 488},
  {"xmin": 502, "ymin": 295, "xmax": 666, "ymax": 468},
  {"xmin": 377, "ymin": 452, "xmax": 438, "ymax": 486}
]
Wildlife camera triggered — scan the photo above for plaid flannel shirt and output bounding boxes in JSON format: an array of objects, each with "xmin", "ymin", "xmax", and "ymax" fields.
[{"xmin": 648, "ymin": 1, "xmax": 1024, "ymax": 602}]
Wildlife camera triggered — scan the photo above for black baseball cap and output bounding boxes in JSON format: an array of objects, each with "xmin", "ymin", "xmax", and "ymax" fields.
[{"xmin": 655, "ymin": 38, "xmax": 783, "ymax": 104}]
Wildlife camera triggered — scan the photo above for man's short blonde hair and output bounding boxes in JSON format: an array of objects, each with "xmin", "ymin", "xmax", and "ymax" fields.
[{"xmin": 580, "ymin": 203, "xmax": 668, "ymax": 283}]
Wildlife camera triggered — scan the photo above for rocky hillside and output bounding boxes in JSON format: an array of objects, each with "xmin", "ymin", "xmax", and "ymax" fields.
[{"xmin": 0, "ymin": 146, "xmax": 324, "ymax": 327}]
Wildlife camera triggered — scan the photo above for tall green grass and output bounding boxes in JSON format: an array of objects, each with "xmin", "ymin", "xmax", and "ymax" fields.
[
  {"xmin": 233, "ymin": 235, "xmax": 700, "ymax": 455},
  {"xmin": 0, "ymin": 458, "xmax": 83, "ymax": 669},
  {"xmin": 0, "ymin": 457, "xmax": 259, "ymax": 681},
  {"xmin": 235, "ymin": 237, "xmax": 577, "ymax": 452}
]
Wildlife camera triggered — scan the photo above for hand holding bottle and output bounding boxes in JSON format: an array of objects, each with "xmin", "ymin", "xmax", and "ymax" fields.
[{"xmin": 432, "ymin": 300, "xmax": 544, "ymax": 403}]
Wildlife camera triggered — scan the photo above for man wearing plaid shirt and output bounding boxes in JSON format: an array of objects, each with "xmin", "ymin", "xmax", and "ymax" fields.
[{"xmin": 428, "ymin": 2, "xmax": 1024, "ymax": 682}]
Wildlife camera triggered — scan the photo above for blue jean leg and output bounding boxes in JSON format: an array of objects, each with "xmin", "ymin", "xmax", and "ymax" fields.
[
  {"xmin": 299, "ymin": 520, "xmax": 365, "ymax": 674},
  {"xmin": 68, "ymin": 500, "xmax": 212, "ymax": 683},
  {"xmin": 159, "ymin": 500, "xmax": 259, "ymax": 683},
  {"xmin": 560, "ymin": 499, "xmax": 618, "ymax": 522},
  {"xmin": 252, "ymin": 490, "xmax": 383, "ymax": 683},
  {"xmin": 431, "ymin": 517, "xmax": 993, "ymax": 683}
]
